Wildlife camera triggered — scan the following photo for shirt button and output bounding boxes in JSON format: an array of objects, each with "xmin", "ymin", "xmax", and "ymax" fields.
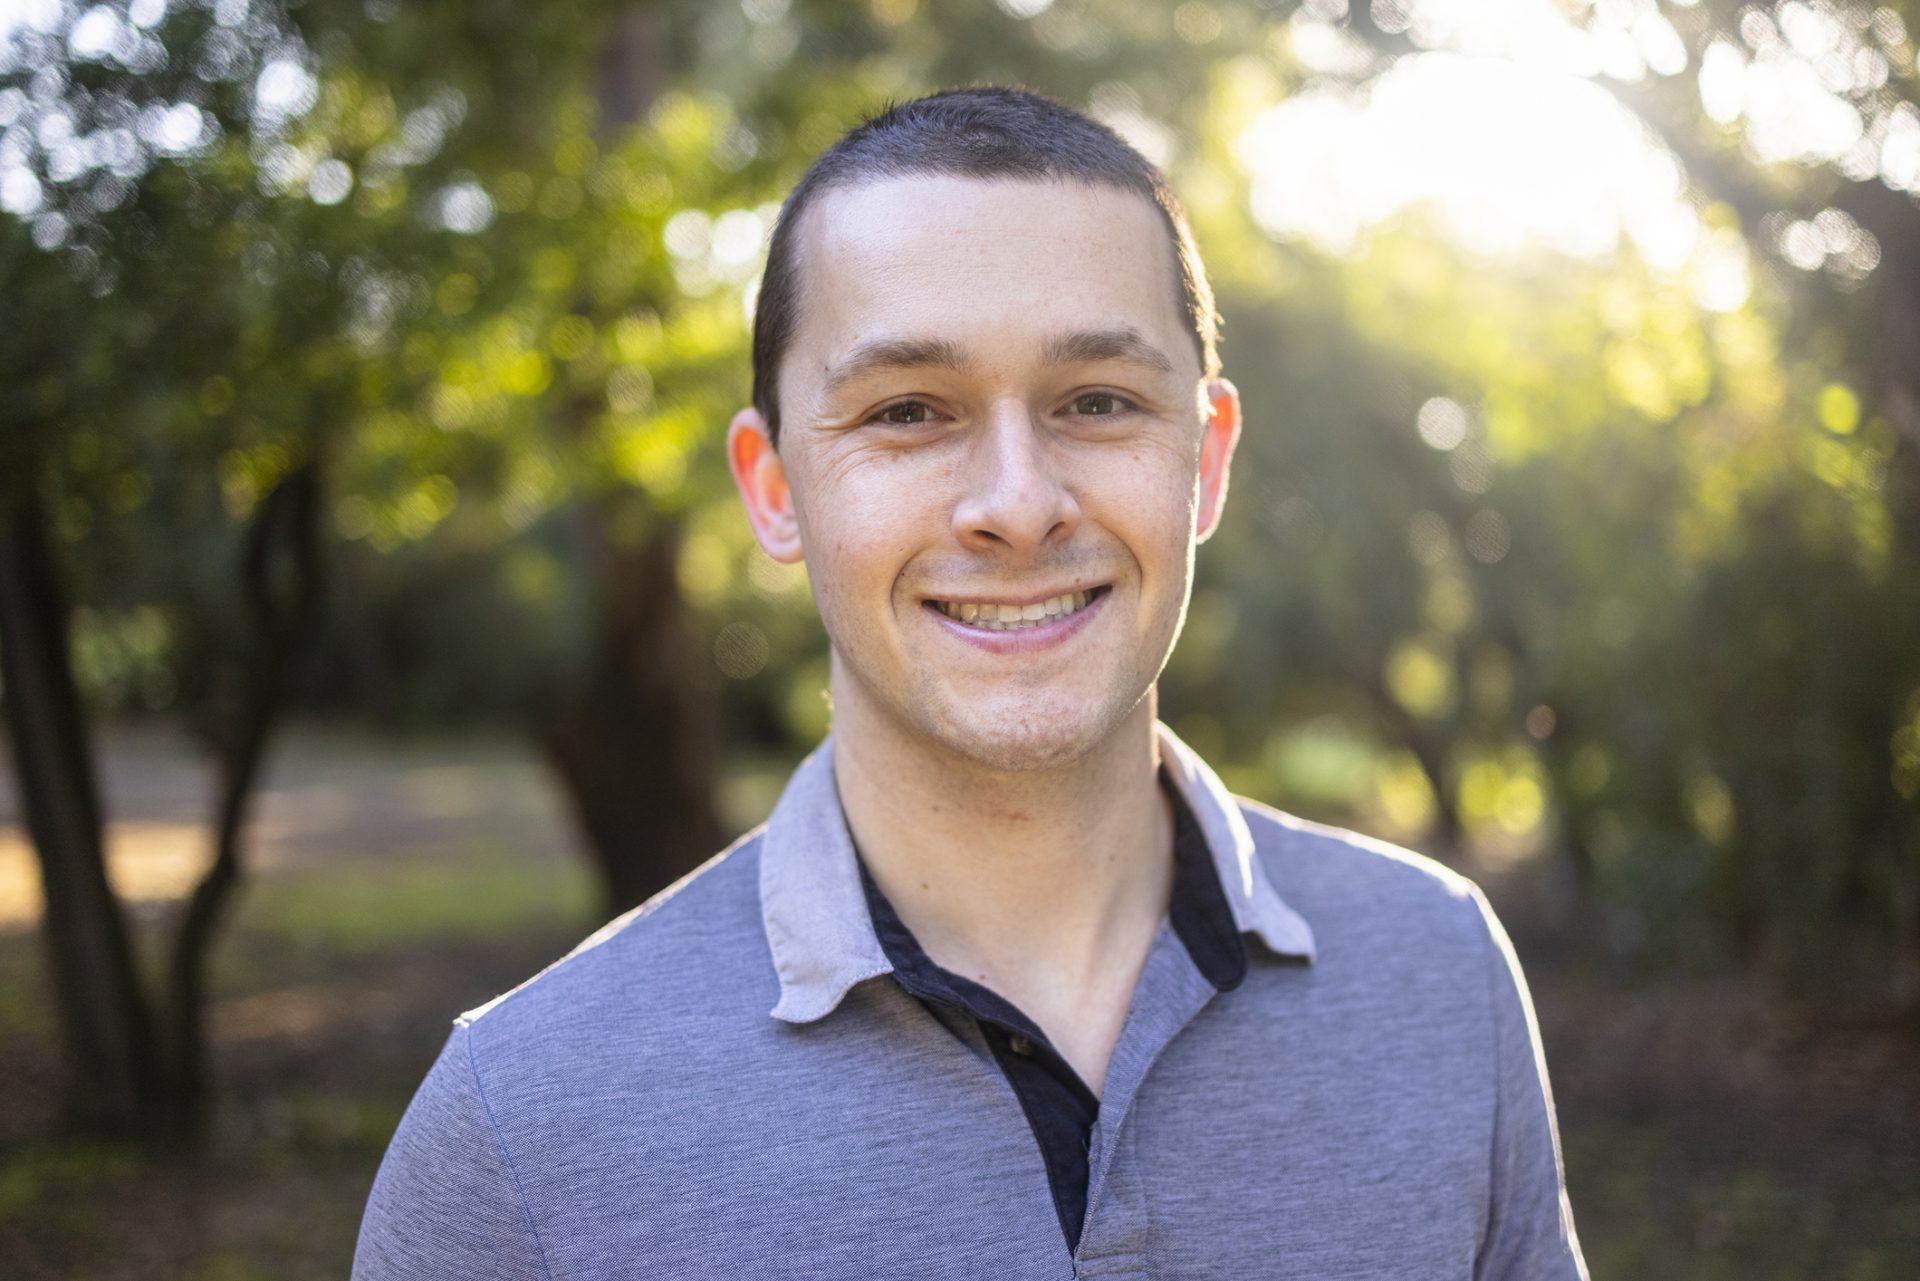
[{"xmin": 1007, "ymin": 1034, "xmax": 1034, "ymax": 1056}]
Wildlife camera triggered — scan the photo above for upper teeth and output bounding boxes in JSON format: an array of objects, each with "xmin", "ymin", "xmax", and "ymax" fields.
[{"xmin": 933, "ymin": 591, "xmax": 1094, "ymax": 629}]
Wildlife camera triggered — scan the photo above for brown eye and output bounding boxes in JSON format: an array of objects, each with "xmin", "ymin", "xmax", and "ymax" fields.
[
  {"xmin": 874, "ymin": 400, "xmax": 934, "ymax": 425},
  {"xmin": 1072, "ymin": 392, "xmax": 1127, "ymax": 416}
]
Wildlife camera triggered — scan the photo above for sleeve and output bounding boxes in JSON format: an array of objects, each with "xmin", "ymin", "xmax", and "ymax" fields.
[
  {"xmin": 1466, "ymin": 883, "xmax": 1590, "ymax": 1281},
  {"xmin": 352, "ymin": 1021, "xmax": 554, "ymax": 1281}
]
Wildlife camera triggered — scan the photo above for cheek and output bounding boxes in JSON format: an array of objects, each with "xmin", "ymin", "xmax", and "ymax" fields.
[
  {"xmin": 1084, "ymin": 447, "xmax": 1201, "ymax": 557},
  {"xmin": 795, "ymin": 466, "xmax": 938, "ymax": 598}
]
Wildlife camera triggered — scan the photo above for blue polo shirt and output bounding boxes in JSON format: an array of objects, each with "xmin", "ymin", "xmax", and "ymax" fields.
[{"xmin": 353, "ymin": 724, "xmax": 1588, "ymax": 1280}]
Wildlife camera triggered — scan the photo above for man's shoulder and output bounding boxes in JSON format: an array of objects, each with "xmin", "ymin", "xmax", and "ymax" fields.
[
  {"xmin": 1235, "ymin": 796, "xmax": 1484, "ymax": 938},
  {"xmin": 454, "ymin": 826, "xmax": 774, "ymax": 1049},
  {"xmin": 1231, "ymin": 798, "xmax": 1514, "ymax": 1034}
]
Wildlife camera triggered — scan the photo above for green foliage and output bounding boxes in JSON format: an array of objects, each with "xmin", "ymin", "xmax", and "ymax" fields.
[{"xmin": 6, "ymin": 0, "xmax": 1918, "ymax": 980}]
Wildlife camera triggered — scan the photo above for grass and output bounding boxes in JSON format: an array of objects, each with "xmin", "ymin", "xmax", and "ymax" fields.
[
  {"xmin": 0, "ymin": 836, "xmax": 598, "ymax": 1281},
  {"xmin": 233, "ymin": 845, "xmax": 596, "ymax": 959},
  {"xmin": 1568, "ymin": 1128, "xmax": 1920, "ymax": 1280}
]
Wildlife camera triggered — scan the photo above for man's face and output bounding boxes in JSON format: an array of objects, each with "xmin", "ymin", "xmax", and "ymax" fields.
[{"xmin": 729, "ymin": 175, "xmax": 1240, "ymax": 771}]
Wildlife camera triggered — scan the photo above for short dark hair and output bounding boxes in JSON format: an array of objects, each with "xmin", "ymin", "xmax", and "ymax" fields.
[{"xmin": 750, "ymin": 86, "xmax": 1222, "ymax": 444}]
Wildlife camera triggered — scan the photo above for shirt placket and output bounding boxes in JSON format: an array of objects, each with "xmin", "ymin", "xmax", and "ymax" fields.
[{"xmin": 1073, "ymin": 920, "xmax": 1221, "ymax": 1279}]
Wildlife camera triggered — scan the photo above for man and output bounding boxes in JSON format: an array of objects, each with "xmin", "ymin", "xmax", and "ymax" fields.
[{"xmin": 354, "ymin": 87, "xmax": 1587, "ymax": 1280}]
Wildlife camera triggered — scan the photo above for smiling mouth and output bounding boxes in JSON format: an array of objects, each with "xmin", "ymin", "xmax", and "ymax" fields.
[{"xmin": 925, "ymin": 586, "xmax": 1110, "ymax": 631}]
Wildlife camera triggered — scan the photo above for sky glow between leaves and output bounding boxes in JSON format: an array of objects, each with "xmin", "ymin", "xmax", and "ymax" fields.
[
  {"xmin": 1233, "ymin": 0, "xmax": 1917, "ymax": 309},
  {"xmin": 4, "ymin": 0, "xmax": 1916, "ymax": 305}
]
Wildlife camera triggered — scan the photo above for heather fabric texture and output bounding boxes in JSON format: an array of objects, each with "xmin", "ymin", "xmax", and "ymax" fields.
[{"xmin": 353, "ymin": 724, "xmax": 1588, "ymax": 1281}]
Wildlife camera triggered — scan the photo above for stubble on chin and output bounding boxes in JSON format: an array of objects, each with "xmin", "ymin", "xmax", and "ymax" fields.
[{"xmin": 903, "ymin": 671, "xmax": 1154, "ymax": 776}]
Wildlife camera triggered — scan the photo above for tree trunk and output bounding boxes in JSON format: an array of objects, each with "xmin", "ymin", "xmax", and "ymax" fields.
[
  {"xmin": 1535, "ymin": 708, "xmax": 1599, "ymax": 893},
  {"xmin": 164, "ymin": 461, "xmax": 326, "ymax": 1136},
  {"xmin": 528, "ymin": 4, "xmax": 723, "ymax": 919},
  {"xmin": 1852, "ymin": 183, "xmax": 1920, "ymax": 1011},
  {"xmin": 1346, "ymin": 651, "xmax": 1466, "ymax": 855},
  {"xmin": 533, "ymin": 512, "xmax": 724, "ymax": 918},
  {"xmin": 0, "ymin": 487, "xmax": 162, "ymax": 1135}
]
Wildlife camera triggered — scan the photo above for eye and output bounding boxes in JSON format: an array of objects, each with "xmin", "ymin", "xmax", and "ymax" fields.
[
  {"xmin": 1069, "ymin": 391, "xmax": 1133, "ymax": 417},
  {"xmin": 869, "ymin": 399, "xmax": 938, "ymax": 425}
]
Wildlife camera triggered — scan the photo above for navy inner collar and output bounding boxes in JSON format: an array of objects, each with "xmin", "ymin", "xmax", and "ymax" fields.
[{"xmin": 853, "ymin": 764, "xmax": 1248, "ymax": 1017}]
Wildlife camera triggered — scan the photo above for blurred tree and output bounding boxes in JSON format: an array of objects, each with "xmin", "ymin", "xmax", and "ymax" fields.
[
  {"xmin": 0, "ymin": 0, "xmax": 642, "ymax": 1135},
  {"xmin": 1232, "ymin": 0, "xmax": 1920, "ymax": 990},
  {"xmin": 0, "ymin": 0, "xmax": 346, "ymax": 1137},
  {"xmin": 6, "ymin": 0, "xmax": 1920, "ymax": 1142}
]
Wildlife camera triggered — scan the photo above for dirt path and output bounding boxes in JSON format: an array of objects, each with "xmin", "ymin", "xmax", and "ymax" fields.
[{"xmin": 0, "ymin": 718, "xmax": 581, "ymax": 926}]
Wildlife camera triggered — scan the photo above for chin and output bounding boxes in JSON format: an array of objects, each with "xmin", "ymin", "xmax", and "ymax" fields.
[{"xmin": 915, "ymin": 692, "xmax": 1139, "ymax": 774}]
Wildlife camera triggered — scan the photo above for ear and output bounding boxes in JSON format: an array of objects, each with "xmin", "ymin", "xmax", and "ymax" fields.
[
  {"xmin": 727, "ymin": 407, "xmax": 804, "ymax": 563},
  {"xmin": 1195, "ymin": 377, "xmax": 1241, "ymax": 544}
]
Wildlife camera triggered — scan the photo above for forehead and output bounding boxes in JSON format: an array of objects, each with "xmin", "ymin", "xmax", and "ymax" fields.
[{"xmin": 785, "ymin": 175, "xmax": 1192, "ymax": 377}]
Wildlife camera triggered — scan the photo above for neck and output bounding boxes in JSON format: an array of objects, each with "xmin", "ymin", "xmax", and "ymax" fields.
[{"xmin": 829, "ymin": 668, "xmax": 1175, "ymax": 1039}]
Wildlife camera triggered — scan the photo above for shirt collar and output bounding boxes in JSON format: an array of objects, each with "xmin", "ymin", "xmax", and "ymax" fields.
[
  {"xmin": 1152, "ymin": 721, "xmax": 1318, "ymax": 962},
  {"xmin": 861, "ymin": 764, "xmax": 1246, "ymax": 1002},
  {"xmin": 760, "ymin": 723, "xmax": 1318, "ymax": 1024},
  {"xmin": 758, "ymin": 738, "xmax": 892, "ymax": 1024}
]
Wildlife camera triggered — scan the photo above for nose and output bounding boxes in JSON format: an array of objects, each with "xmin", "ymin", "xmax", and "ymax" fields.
[{"xmin": 950, "ymin": 400, "xmax": 1081, "ymax": 557}]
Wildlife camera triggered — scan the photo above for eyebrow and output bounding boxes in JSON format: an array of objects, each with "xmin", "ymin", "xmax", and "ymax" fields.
[
  {"xmin": 1041, "ymin": 325, "xmax": 1176, "ymax": 375},
  {"xmin": 820, "ymin": 336, "xmax": 971, "ymax": 398},
  {"xmin": 819, "ymin": 325, "xmax": 1177, "ymax": 399}
]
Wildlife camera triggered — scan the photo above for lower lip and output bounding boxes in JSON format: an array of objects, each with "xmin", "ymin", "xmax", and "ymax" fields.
[{"xmin": 923, "ymin": 589, "xmax": 1110, "ymax": 654}]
